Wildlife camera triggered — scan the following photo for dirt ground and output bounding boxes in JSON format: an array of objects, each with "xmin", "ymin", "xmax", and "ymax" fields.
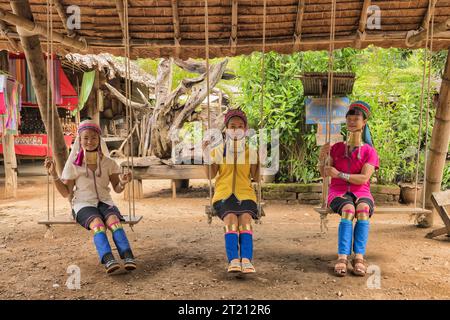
[{"xmin": 1, "ymin": 175, "xmax": 450, "ymax": 300}]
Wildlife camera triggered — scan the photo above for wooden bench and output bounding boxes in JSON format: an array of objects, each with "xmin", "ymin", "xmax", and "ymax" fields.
[
  {"xmin": 426, "ymin": 190, "xmax": 450, "ymax": 239},
  {"xmin": 120, "ymin": 162, "xmax": 207, "ymax": 199}
]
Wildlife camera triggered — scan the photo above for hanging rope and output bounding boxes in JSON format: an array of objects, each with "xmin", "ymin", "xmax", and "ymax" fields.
[
  {"xmin": 46, "ymin": 0, "xmax": 51, "ymax": 222},
  {"xmin": 204, "ymin": 0, "xmax": 213, "ymax": 224},
  {"xmin": 45, "ymin": 0, "xmax": 56, "ymax": 222},
  {"xmin": 256, "ymin": 0, "xmax": 267, "ymax": 224},
  {"xmin": 123, "ymin": 0, "xmax": 136, "ymax": 222},
  {"xmin": 320, "ymin": 0, "xmax": 337, "ymax": 233},
  {"xmin": 413, "ymin": 0, "xmax": 435, "ymax": 222}
]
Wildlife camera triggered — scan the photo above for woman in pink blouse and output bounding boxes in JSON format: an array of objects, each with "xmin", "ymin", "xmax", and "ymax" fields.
[{"xmin": 318, "ymin": 101, "xmax": 379, "ymax": 277}]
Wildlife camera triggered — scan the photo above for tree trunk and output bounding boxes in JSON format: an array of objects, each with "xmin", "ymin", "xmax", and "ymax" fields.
[
  {"xmin": 149, "ymin": 58, "xmax": 173, "ymax": 158},
  {"xmin": 419, "ymin": 48, "xmax": 450, "ymax": 228},
  {"xmin": 10, "ymin": 0, "xmax": 68, "ymax": 174}
]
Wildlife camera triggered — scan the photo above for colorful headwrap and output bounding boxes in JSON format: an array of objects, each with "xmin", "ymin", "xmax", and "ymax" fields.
[
  {"xmin": 69, "ymin": 119, "xmax": 109, "ymax": 177},
  {"xmin": 348, "ymin": 100, "xmax": 373, "ymax": 146},
  {"xmin": 224, "ymin": 108, "xmax": 248, "ymax": 128}
]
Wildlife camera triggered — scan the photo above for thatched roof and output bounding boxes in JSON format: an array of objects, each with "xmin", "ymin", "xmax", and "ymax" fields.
[
  {"xmin": 64, "ymin": 53, "xmax": 156, "ymax": 89},
  {"xmin": 1, "ymin": 1, "xmax": 450, "ymax": 59}
]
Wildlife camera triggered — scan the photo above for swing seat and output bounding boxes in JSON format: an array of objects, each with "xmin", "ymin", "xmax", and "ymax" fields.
[
  {"xmin": 313, "ymin": 207, "xmax": 432, "ymax": 215},
  {"xmin": 205, "ymin": 204, "xmax": 265, "ymax": 223},
  {"xmin": 38, "ymin": 215, "xmax": 143, "ymax": 226}
]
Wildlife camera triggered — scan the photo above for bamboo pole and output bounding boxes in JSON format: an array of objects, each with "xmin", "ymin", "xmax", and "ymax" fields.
[
  {"xmin": 0, "ymin": 6, "xmax": 88, "ymax": 52},
  {"xmin": 420, "ymin": 47, "xmax": 450, "ymax": 228},
  {"xmin": 10, "ymin": 0, "xmax": 68, "ymax": 174}
]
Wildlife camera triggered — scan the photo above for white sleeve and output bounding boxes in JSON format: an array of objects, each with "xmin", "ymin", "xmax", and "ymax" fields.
[
  {"xmin": 61, "ymin": 161, "xmax": 78, "ymax": 180},
  {"xmin": 108, "ymin": 158, "xmax": 121, "ymax": 175}
]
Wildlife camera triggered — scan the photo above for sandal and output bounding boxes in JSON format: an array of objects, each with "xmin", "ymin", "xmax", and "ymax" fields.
[
  {"xmin": 241, "ymin": 261, "xmax": 256, "ymax": 274},
  {"xmin": 334, "ymin": 258, "xmax": 348, "ymax": 277},
  {"xmin": 351, "ymin": 258, "xmax": 367, "ymax": 276},
  {"xmin": 227, "ymin": 260, "xmax": 242, "ymax": 273}
]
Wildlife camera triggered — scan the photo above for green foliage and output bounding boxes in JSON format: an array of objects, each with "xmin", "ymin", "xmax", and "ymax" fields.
[
  {"xmin": 235, "ymin": 47, "xmax": 445, "ymax": 185},
  {"xmin": 442, "ymin": 162, "xmax": 450, "ymax": 191}
]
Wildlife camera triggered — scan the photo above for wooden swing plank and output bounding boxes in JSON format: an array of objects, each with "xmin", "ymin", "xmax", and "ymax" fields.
[
  {"xmin": 314, "ymin": 207, "xmax": 432, "ymax": 215},
  {"xmin": 38, "ymin": 215, "xmax": 143, "ymax": 226},
  {"xmin": 427, "ymin": 190, "xmax": 450, "ymax": 239}
]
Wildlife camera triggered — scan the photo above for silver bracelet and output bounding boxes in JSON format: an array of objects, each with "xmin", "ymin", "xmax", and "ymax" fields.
[{"xmin": 338, "ymin": 172, "xmax": 350, "ymax": 181}]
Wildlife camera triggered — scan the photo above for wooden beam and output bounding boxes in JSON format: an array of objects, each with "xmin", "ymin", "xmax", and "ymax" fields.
[
  {"xmin": 420, "ymin": 48, "xmax": 450, "ymax": 227},
  {"xmin": 171, "ymin": 0, "xmax": 181, "ymax": 57},
  {"xmin": 53, "ymin": 0, "xmax": 76, "ymax": 37},
  {"xmin": 0, "ymin": 20, "xmax": 20, "ymax": 51},
  {"xmin": 9, "ymin": 0, "xmax": 68, "ymax": 174},
  {"xmin": 407, "ymin": 18, "xmax": 450, "ymax": 47},
  {"xmin": 230, "ymin": 0, "xmax": 238, "ymax": 54},
  {"xmin": 421, "ymin": 0, "xmax": 438, "ymax": 30},
  {"xmin": 354, "ymin": 0, "xmax": 371, "ymax": 49},
  {"xmin": 0, "ymin": 7, "xmax": 88, "ymax": 52},
  {"xmin": 115, "ymin": 0, "xmax": 126, "ymax": 39},
  {"xmin": 293, "ymin": 0, "xmax": 304, "ymax": 51}
]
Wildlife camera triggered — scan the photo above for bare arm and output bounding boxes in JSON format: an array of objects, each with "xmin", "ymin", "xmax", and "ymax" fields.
[
  {"xmin": 347, "ymin": 164, "xmax": 375, "ymax": 185},
  {"xmin": 44, "ymin": 158, "xmax": 74, "ymax": 198},
  {"xmin": 110, "ymin": 172, "xmax": 132, "ymax": 193},
  {"xmin": 54, "ymin": 178, "xmax": 74, "ymax": 198},
  {"xmin": 204, "ymin": 164, "xmax": 219, "ymax": 180},
  {"xmin": 325, "ymin": 163, "xmax": 375, "ymax": 185}
]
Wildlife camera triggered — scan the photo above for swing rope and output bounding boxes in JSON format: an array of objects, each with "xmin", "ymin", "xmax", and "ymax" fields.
[
  {"xmin": 45, "ymin": 0, "xmax": 56, "ymax": 222},
  {"xmin": 123, "ymin": 0, "xmax": 136, "ymax": 221},
  {"xmin": 205, "ymin": 0, "xmax": 213, "ymax": 222},
  {"xmin": 320, "ymin": 0, "xmax": 337, "ymax": 233},
  {"xmin": 256, "ymin": 0, "xmax": 267, "ymax": 223},
  {"xmin": 414, "ymin": 0, "xmax": 436, "ymax": 222}
]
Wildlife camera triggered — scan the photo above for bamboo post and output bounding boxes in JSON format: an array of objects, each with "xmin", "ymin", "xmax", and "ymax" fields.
[
  {"xmin": 10, "ymin": 0, "xmax": 68, "ymax": 174},
  {"xmin": 420, "ymin": 47, "xmax": 450, "ymax": 228},
  {"xmin": 1, "ymin": 121, "xmax": 17, "ymax": 199}
]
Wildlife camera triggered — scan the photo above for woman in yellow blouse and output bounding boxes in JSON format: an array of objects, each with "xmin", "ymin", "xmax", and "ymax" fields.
[{"xmin": 203, "ymin": 109, "xmax": 259, "ymax": 274}]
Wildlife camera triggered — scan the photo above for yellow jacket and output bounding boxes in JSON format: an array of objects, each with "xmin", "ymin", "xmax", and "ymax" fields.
[{"xmin": 210, "ymin": 141, "xmax": 257, "ymax": 203}]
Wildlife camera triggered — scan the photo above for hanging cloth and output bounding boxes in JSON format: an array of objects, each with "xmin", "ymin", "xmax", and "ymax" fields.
[{"xmin": 72, "ymin": 70, "xmax": 95, "ymax": 116}]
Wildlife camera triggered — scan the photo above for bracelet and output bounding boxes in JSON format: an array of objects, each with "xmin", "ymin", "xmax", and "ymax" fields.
[{"xmin": 338, "ymin": 172, "xmax": 350, "ymax": 181}]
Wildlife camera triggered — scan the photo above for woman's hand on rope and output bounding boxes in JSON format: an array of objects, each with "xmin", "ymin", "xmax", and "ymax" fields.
[
  {"xmin": 119, "ymin": 172, "xmax": 132, "ymax": 186},
  {"xmin": 44, "ymin": 157, "xmax": 57, "ymax": 178},
  {"xmin": 319, "ymin": 142, "xmax": 331, "ymax": 163},
  {"xmin": 324, "ymin": 166, "xmax": 339, "ymax": 179}
]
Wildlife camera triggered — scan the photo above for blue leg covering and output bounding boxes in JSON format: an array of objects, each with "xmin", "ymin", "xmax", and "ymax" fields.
[
  {"xmin": 109, "ymin": 221, "xmax": 132, "ymax": 259},
  {"xmin": 224, "ymin": 232, "xmax": 239, "ymax": 262},
  {"xmin": 338, "ymin": 219, "xmax": 353, "ymax": 255},
  {"xmin": 92, "ymin": 225, "xmax": 112, "ymax": 263},
  {"xmin": 353, "ymin": 220, "xmax": 370, "ymax": 255},
  {"xmin": 239, "ymin": 232, "xmax": 253, "ymax": 261}
]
